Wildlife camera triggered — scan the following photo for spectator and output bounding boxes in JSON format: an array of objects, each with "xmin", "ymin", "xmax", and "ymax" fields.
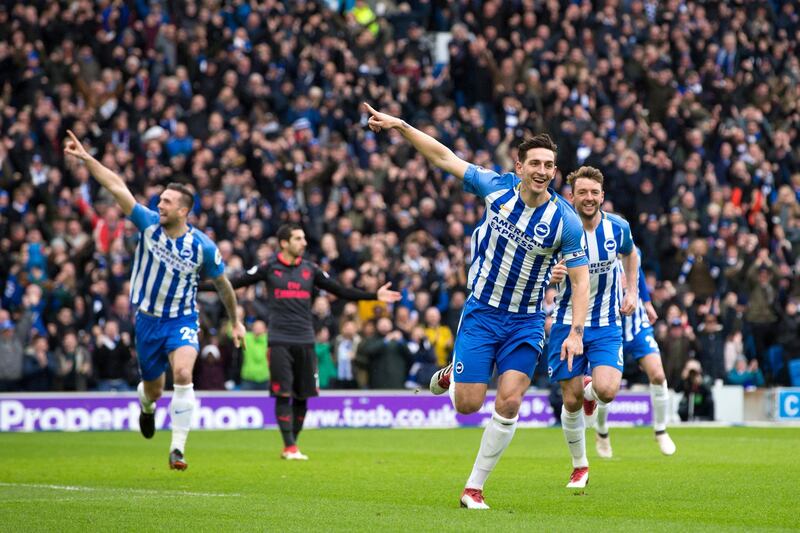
[
  {"xmin": 315, "ymin": 327, "xmax": 336, "ymax": 390},
  {"xmin": 695, "ymin": 312, "xmax": 726, "ymax": 382},
  {"xmin": 359, "ymin": 317, "xmax": 412, "ymax": 389},
  {"xmin": 658, "ymin": 318, "xmax": 697, "ymax": 388},
  {"xmin": 92, "ymin": 320, "xmax": 134, "ymax": 391},
  {"xmin": 744, "ymin": 251, "xmax": 780, "ymax": 375},
  {"xmin": 776, "ymin": 300, "xmax": 800, "ymax": 385},
  {"xmin": 726, "ymin": 357, "xmax": 766, "ymax": 389},
  {"xmin": 422, "ymin": 307, "xmax": 454, "ymax": 368},
  {"xmin": 404, "ymin": 325, "xmax": 437, "ymax": 389},
  {"xmin": 195, "ymin": 333, "xmax": 227, "ymax": 391},
  {"xmin": 335, "ymin": 320, "xmax": 361, "ymax": 389},
  {"xmin": 675, "ymin": 360, "xmax": 714, "ymax": 422},
  {"xmin": 240, "ymin": 320, "xmax": 269, "ymax": 391},
  {"xmin": 55, "ymin": 331, "xmax": 92, "ymax": 391},
  {"xmin": 0, "ymin": 307, "xmax": 34, "ymax": 391},
  {"xmin": 0, "ymin": 1, "xmax": 797, "ymax": 394},
  {"xmin": 22, "ymin": 335, "xmax": 58, "ymax": 392}
]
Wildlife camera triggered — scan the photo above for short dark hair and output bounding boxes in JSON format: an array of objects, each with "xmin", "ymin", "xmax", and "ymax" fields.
[
  {"xmin": 517, "ymin": 134, "xmax": 558, "ymax": 163},
  {"xmin": 166, "ymin": 183, "xmax": 195, "ymax": 211},
  {"xmin": 276, "ymin": 223, "xmax": 303, "ymax": 245},
  {"xmin": 566, "ymin": 166, "xmax": 604, "ymax": 188}
]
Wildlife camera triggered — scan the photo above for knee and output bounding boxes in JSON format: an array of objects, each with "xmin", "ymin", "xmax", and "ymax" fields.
[
  {"xmin": 594, "ymin": 382, "xmax": 619, "ymax": 404},
  {"xmin": 454, "ymin": 396, "xmax": 483, "ymax": 415},
  {"xmin": 494, "ymin": 396, "xmax": 522, "ymax": 419},
  {"xmin": 562, "ymin": 391, "xmax": 582, "ymax": 413},
  {"xmin": 650, "ymin": 371, "xmax": 666, "ymax": 386},
  {"xmin": 173, "ymin": 367, "xmax": 193, "ymax": 386}
]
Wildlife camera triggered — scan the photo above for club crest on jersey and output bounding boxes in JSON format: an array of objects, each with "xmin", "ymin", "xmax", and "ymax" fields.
[
  {"xmin": 301, "ymin": 268, "xmax": 312, "ymax": 280},
  {"xmin": 604, "ymin": 239, "xmax": 616, "ymax": 253},
  {"xmin": 179, "ymin": 248, "xmax": 193, "ymax": 259},
  {"xmin": 274, "ymin": 270, "xmax": 283, "ymax": 277},
  {"xmin": 455, "ymin": 361, "xmax": 464, "ymax": 374},
  {"xmin": 534, "ymin": 222, "xmax": 550, "ymax": 239}
]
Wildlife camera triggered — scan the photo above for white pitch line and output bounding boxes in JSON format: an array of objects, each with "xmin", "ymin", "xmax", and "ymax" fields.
[{"xmin": 0, "ymin": 482, "xmax": 240, "ymax": 498}]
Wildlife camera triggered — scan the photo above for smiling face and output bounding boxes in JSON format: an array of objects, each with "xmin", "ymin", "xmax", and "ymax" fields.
[
  {"xmin": 572, "ymin": 177, "xmax": 604, "ymax": 220},
  {"xmin": 516, "ymin": 147, "xmax": 556, "ymax": 196},
  {"xmin": 157, "ymin": 189, "xmax": 190, "ymax": 227}
]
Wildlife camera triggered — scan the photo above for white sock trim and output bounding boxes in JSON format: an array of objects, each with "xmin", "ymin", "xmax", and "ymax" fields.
[{"xmin": 492, "ymin": 410, "xmax": 519, "ymax": 425}]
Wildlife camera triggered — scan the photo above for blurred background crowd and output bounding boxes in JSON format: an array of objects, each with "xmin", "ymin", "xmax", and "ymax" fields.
[{"xmin": 0, "ymin": 0, "xmax": 798, "ymax": 398}]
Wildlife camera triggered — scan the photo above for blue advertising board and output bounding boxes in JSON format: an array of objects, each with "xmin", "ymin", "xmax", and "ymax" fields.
[{"xmin": 776, "ymin": 389, "xmax": 800, "ymax": 420}]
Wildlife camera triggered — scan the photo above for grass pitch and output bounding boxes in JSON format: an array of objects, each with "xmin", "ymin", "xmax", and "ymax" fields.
[{"xmin": 1, "ymin": 426, "xmax": 797, "ymax": 532}]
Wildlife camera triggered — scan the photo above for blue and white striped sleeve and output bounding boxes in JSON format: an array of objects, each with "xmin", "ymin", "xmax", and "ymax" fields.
[
  {"xmin": 128, "ymin": 204, "xmax": 160, "ymax": 232},
  {"xmin": 560, "ymin": 210, "xmax": 588, "ymax": 268},
  {"xmin": 618, "ymin": 218, "xmax": 634, "ymax": 256},
  {"xmin": 200, "ymin": 237, "xmax": 225, "ymax": 279},
  {"xmin": 462, "ymin": 164, "xmax": 517, "ymax": 199}
]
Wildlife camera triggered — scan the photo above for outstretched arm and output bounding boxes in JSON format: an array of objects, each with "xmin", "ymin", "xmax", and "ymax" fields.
[
  {"xmin": 63, "ymin": 130, "xmax": 136, "ymax": 216},
  {"xmin": 211, "ymin": 274, "xmax": 246, "ymax": 348},
  {"xmin": 198, "ymin": 263, "xmax": 266, "ymax": 292},
  {"xmin": 314, "ymin": 269, "xmax": 401, "ymax": 303},
  {"xmin": 364, "ymin": 103, "xmax": 470, "ymax": 180}
]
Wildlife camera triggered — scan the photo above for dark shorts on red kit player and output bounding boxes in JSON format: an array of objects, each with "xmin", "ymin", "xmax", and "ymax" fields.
[{"xmin": 269, "ymin": 344, "xmax": 319, "ymax": 399}]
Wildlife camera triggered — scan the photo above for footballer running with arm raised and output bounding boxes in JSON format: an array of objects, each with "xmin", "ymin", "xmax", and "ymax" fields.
[
  {"xmin": 365, "ymin": 103, "xmax": 589, "ymax": 509},
  {"xmin": 200, "ymin": 222, "xmax": 400, "ymax": 460},
  {"xmin": 64, "ymin": 130, "xmax": 245, "ymax": 471}
]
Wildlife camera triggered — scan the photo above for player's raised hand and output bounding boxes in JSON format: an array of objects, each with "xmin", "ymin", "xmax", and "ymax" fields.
[
  {"xmin": 376, "ymin": 282, "xmax": 402, "ymax": 303},
  {"xmin": 620, "ymin": 291, "xmax": 637, "ymax": 316},
  {"xmin": 63, "ymin": 130, "xmax": 91, "ymax": 162},
  {"xmin": 231, "ymin": 320, "xmax": 247, "ymax": 349},
  {"xmin": 560, "ymin": 329, "xmax": 584, "ymax": 372},
  {"xmin": 549, "ymin": 258, "xmax": 567, "ymax": 285},
  {"xmin": 364, "ymin": 103, "xmax": 402, "ymax": 133}
]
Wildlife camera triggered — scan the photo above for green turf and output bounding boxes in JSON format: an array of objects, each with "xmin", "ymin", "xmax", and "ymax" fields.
[{"xmin": 0, "ymin": 427, "xmax": 798, "ymax": 532}]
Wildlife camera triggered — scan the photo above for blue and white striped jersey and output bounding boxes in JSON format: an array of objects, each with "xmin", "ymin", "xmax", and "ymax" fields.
[
  {"xmin": 554, "ymin": 211, "xmax": 634, "ymax": 327},
  {"xmin": 128, "ymin": 204, "xmax": 224, "ymax": 318},
  {"xmin": 464, "ymin": 165, "xmax": 587, "ymax": 314},
  {"xmin": 622, "ymin": 249, "xmax": 652, "ymax": 342}
]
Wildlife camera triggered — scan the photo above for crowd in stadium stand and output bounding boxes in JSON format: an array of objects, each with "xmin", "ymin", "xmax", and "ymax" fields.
[{"xmin": 0, "ymin": 0, "xmax": 798, "ymax": 395}]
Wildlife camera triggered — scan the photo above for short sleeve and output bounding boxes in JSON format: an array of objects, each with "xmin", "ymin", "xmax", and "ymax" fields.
[
  {"xmin": 128, "ymin": 203, "xmax": 160, "ymax": 232},
  {"xmin": 618, "ymin": 218, "xmax": 634, "ymax": 256},
  {"xmin": 200, "ymin": 237, "xmax": 225, "ymax": 279},
  {"xmin": 463, "ymin": 164, "xmax": 518, "ymax": 199},
  {"xmin": 560, "ymin": 210, "xmax": 588, "ymax": 268}
]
